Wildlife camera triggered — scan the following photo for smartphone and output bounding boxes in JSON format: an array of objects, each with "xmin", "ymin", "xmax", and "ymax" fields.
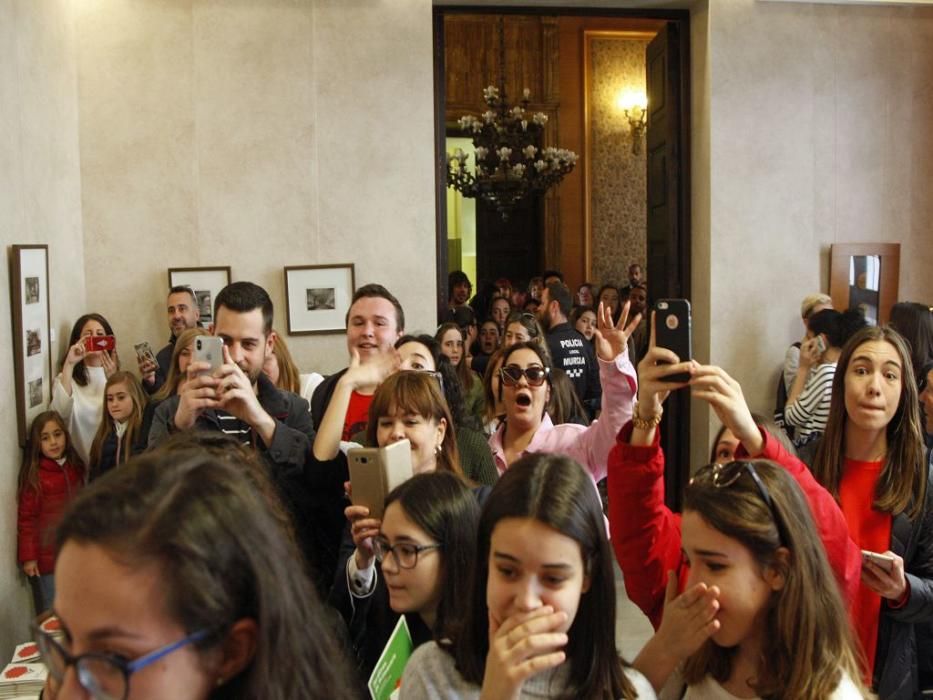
[
  {"xmin": 861, "ymin": 550, "xmax": 895, "ymax": 573},
  {"xmin": 84, "ymin": 335, "xmax": 115, "ymax": 353},
  {"xmin": 654, "ymin": 299, "xmax": 692, "ymax": 382},
  {"xmin": 814, "ymin": 334, "xmax": 827, "ymax": 355},
  {"xmin": 347, "ymin": 440, "xmax": 413, "ymax": 520},
  {"xmin": 134, "ymin": 341, "xmax": 157, "ymax": 366},
  {"xmin": 193, "ymin": 336, "xmax": 224, "ymax": 376}
]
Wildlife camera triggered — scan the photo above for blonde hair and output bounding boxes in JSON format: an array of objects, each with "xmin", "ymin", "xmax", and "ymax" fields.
[
  {"xmin": 152, "ymin": 327, "xmax": 209, "ymax": 403},
  {"xmin": 270, "ymin": 332, "xmax": 301, "ymax": 394},
  {"xmin": 800, "ymin": 293, "xmax": 833, "ymax": 320},
  {"xmin": 89, "ymin": 372, "xmax": 148, "ymax": 475}
]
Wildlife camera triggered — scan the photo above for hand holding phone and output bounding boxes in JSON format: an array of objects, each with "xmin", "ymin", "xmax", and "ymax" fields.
[
  {"xmin": 347, "ymin": 440, "xmax": 413, "ymax": 520},
  {"xmin": 654, "ymin": 300, "xmax": 693, "ymax": 382},
  {"xmin": 84, "ymin": 335, "xmax": 116, "ymax": 353},
  {"xmin": 861, "ymin": 550, "xmax": 895, "ymax": 573}
]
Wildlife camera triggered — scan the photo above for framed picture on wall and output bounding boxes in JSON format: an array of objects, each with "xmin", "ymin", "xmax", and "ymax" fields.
[
  {"xmin": 829, "ymin": 243, "xmax": 900, "ymax": 326},
  {"xmin": 9, "ymin": 245, "xmax": 53, "ymax": 446},
  {"xmin": 284, "ymin": 264, "xmax": 355, "ymax": 335},
  {"xmin": 167, "ymin": 266, "xmax": 232, "ymax": 328}
]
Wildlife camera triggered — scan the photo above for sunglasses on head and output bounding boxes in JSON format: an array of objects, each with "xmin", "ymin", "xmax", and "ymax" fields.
[
  {"xmin": 499, "ymin": 364, "xmax": 549, "ymax": 387},
  {"xmin": 691, "ymin": 460, "xmax": 785, "ymax": 544}
]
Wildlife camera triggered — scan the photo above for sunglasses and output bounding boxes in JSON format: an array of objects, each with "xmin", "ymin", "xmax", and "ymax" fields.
[
  {"xmin": 691, "ymin": 460, "xmax": 784, "ymax": 544},
  {"xmin": 499, "ymin": 364, "xmax": 549, "ymax": 387}
]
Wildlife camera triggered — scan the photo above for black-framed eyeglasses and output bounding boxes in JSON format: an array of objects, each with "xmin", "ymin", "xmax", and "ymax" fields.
[
  {"xmin": 372, "ymin": 537, "xmax": 442, "ymax": 569},
  {"xmin": 500, "ymin": 364, "xmax": 550, "ymax": 387},
  {"xmin": 691, "ymin": 460, "xmax": 784, "ymax": 542},
  {"xmin": 34, "ymin": 623, "xmax": 208, "ymax": 700}
]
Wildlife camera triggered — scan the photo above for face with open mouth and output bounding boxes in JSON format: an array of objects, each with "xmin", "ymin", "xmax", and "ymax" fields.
[{"xmin": 502, "ymin": 347, "xmax": 550, "ymax": 429}]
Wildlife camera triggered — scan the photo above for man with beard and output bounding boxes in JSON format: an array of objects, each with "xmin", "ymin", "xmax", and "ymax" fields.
[
  {"xmin": 538, "ymin": 281, "xmax": 601, "ymax": 418},
  {"xmin": 139, "ymin": 285, "xmax": 200, "ymax": 394},
  {"xmin": 448, "ymin": 270, "xmax": 472, "ymax": 309},
  {"xmin": 149, "ymin": 282, "xmax": 336, "ymax": 592}
]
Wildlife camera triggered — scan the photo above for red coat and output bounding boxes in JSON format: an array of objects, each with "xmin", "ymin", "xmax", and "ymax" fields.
[
  {"xmin": 607, "ymin": 422, "xmax": 861, "ymax": 630},
  {"xmin": 17, "ymin": 457, "xmax": 84, "ymax": 574}
]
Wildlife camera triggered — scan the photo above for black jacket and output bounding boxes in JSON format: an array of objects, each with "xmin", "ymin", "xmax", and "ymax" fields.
[
  {"xmin": 873, "ymin": 462, "xmax": 933, "ymax": 699},
  {"xmin": 149, "ymin": 373, "xmax": 346, "ymax": 594},
  {"xmin": 545, "ymin": 322, "xmax": 601, "ymax": 416}
]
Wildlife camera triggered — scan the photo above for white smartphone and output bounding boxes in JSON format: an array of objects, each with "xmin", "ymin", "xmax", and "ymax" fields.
[
  {"xmin": 193, "ymin": 336, "xmax": 224, "ymax": 376},
  {"xmin": 861, "ymin": 549, "xmax": 895, "ymax": 573},
  {"xmin": 347, "ymin": 440, "xmax": 413, "ymax": 520}
]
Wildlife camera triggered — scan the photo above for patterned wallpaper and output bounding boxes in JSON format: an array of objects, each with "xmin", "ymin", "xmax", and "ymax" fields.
[{"xmin": 589, "ymin": 37, "xmax": 648, "ymax": 289}]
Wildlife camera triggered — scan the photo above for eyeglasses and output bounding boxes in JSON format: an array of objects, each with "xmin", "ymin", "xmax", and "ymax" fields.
[
  {"xmin": 691, "ymin": 460, "xmax": 784, "ymax": 543},
  {"xmin": 499, "ymin": 364, "xmax": 549, "ymax": 387},
  {"xmin": 372, "ymin": 537, "xmax": 442, "ymax": 569},
  {"xmin": 34, "ymin": 623, "xmax": 208, "ymax": 700}
]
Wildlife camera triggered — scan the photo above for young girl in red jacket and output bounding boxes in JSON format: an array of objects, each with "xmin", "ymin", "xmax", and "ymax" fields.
[{"xmin": 17, "ymin": 410, "xmax": 85, "ymax": 613}]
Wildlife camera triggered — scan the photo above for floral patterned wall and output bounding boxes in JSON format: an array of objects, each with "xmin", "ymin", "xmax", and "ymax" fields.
[{"xmin": 589, "ymin": 37, "xmax": 648, "ymax": 290}]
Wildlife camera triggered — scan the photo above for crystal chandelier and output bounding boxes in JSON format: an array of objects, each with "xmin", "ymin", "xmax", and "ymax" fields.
[{"xmin": 446, "ymin": 23, "xmax": 578, "ymax": 219}]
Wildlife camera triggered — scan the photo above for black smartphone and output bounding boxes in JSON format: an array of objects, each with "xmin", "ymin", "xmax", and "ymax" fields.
[{"xmin": 654, "ymin": 299, "xmax": 692, "ymax": 382}]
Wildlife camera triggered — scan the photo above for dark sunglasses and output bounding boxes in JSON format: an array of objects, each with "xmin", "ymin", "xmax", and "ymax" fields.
[
  {"xmin": 500, "ymin": 364, "xmax": 549, "ymax": 387},
  {"xmin": 691, "ymin": 460, "xmax": 784, "ymax": 543}
]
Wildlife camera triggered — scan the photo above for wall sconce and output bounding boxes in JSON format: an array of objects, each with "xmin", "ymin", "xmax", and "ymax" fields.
[{"xmin": 617, "ymin": 90, "xmax": 648, "ymax": 155}]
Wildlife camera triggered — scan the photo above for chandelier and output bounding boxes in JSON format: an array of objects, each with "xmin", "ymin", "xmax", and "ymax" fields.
[{"xmin": 446, "ymin": 23, "xmax": 578, "ymax": 219}]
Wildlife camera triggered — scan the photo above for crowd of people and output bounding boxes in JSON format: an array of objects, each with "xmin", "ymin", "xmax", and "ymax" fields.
[{"xmin": 14, "ymin": 268, "xmax": 933, "ymax": 699}]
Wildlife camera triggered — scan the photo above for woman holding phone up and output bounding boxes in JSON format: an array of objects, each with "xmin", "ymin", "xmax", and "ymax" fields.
[{"xmin": 51, "ymin": 313, "xmax": 119, "ymax": 464}]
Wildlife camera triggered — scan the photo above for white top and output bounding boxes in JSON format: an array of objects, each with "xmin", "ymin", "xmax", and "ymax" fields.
[
  {"xmin": 661, "ymin": 670, "xmax": 862, "ymax": 699},
  {"xmin": 300, "ymin": 372, "xmax": 324, "ymax": 410},
  {"xmin": 401, "ymin": 641, "xmax": 656, "ymax": 699},
  {"xmin": 50, "ymin": 366, "xmax": 106, "ymax": 466}
]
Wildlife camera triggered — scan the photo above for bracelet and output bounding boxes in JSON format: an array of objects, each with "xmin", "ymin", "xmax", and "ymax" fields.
[{"xmin": 632, "ymin": 403, "xmax": 663, "ymax": 431}]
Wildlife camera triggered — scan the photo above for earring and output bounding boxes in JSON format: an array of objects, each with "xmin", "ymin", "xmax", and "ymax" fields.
[{"xmin": 435, "ymin": 444, "xmax": 442, "ymax": 456}]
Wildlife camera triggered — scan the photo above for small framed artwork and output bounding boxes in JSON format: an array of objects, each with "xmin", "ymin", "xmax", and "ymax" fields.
[
  {"xmin": 9, "ymin": 245, "xmax": 53, "ymax": 446},
  {"xmin": 284, "ymin": 264, "xmax": 356, "ymax": 335},
  {"xmin": 167, "ymin": 266, "xmax": 232, "ymax": 328},
  {"xmin": 829, "ymin": 243, "xmax": 900, "ymax": 326}
]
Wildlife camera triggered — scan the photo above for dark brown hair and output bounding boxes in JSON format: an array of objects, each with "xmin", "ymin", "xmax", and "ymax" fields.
[
  {"xmin": 450, "ymin": 454, "xmax": 637, "ymax": 699},
  {"xmin": 56, "ymin": 447, "xmax": 356, "ymax": 700},
  {"xmin": 19, "ymin": 411, "xmax": 84, "ymax": 495},
  {"xmin": 812, "ymin": 325, "xmax": 927, "ymax": 519}
]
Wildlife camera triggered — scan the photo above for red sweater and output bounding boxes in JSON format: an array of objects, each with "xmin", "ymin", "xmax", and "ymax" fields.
[
  {"xmin": 17, "ymin": 457, "xmax": 84, "ymax": 574},
  {"xmin": 607, "ymin": 423, "xmax": 862, "ymax": 630}
]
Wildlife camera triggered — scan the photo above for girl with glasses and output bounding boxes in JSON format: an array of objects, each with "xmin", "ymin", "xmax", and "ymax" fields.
[
  {"xmin": 489, "ymin": 302, "xmax": 640, "ymax": 483},
  {"xmin": 41, "ymin": 443, "xmax": 355, "ymax": 700},
  {"xmin": 334, "ymin": 471, "xmax": 479, "ymax": 684},
  {"xmin": 400, "ymin": 453, "xmax": 655, "ymax": 699},
  {"xmin": 608, "ymin": 317, "xmax": 872, "ymax": 697}
]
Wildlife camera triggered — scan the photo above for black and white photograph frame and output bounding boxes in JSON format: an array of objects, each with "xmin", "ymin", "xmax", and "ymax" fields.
[
  {"xmin": 9, "ymin": 245, "xmax": 52, "ymax": 446},
  {"xmin": 284, "ymin": 264, "xmax": 355, "ymax": 335},
  {"xmin": 167, "ymin": 266, "xmax": 232, "ymax": 328}
]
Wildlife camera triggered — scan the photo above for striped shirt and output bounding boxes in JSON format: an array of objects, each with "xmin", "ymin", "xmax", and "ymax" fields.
[
  {"xmin": 784, "ymin": 362, "xmax": 836, "ymax": 446},
  {"xmin": 216, "ymin": 412, "xmax": 253, "ymax": 445}
]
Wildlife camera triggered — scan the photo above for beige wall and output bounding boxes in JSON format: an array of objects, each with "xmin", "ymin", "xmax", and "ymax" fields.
[
  {"xmin": 75, "ymin": 0, "xmax": 437, "ymax": 376},
  {"xmin": 0, "ymin": 0, "xmax": 86, "ymax": 658},
  {"xmin": 687, "ymin": 1, "xmax": 933, "ymax": 469}
]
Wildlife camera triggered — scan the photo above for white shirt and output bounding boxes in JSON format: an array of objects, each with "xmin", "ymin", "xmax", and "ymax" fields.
[{"xmin": 50, "ymin": 366, "xmax": 106, "ymax": 466}]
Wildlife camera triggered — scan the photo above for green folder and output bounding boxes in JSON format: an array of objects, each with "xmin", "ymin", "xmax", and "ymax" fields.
[{"xmin": 368, "ymin": 615, "xmax": 414, "ymax": 700}]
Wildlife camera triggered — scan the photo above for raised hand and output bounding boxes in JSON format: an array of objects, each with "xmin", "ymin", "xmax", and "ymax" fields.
[
  {"xmin": 480, "ymin": 606, "xmax": 568, "ymax": 700},
  {"xmin": 346, "ymin": 504, "xmax": 381, "ymax": 570},
  {"xmin": 174, "ymin": 360, "xmax": 221, "ymax": 430},
  {"xmin": 343, "ymin": 348, "xmax": 400, "ymax": 393},
  {"xmin": 689, "ymin": 365, "xmax": 762, "ymax": 455},
  {"xmin": 593, "ymin": 300, "xmax": 642, "ymax": 362},
  {"xmin": 215, "ymin": 346, "xmax": 276, "ymax": 445},
  {"xmin": 636, "ymin": 313, "xmax": 694, "ymax": 415},
  {"xmin": 100, "ymin": 349, "xmax": 119, "ymax": 379}
]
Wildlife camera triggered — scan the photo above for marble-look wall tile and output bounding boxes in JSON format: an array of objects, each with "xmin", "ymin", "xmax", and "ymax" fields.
[{"xmin": 589, "ymin": 38, "xmax": 649, "ymax": 290}]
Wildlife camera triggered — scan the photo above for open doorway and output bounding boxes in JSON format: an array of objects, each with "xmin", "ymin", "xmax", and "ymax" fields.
[{"xmin": 433, "ymin": 7, "xmax": 691, "ymax": 508}]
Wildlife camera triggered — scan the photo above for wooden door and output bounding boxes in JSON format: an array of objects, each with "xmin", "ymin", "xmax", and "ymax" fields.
[
  {"xmin": 646, "ymin": 22, "xmax": 690, "ymax": 510},
  {"xmin": 475, "ymin": 196, "xmax": 543, "ymax": 291}
]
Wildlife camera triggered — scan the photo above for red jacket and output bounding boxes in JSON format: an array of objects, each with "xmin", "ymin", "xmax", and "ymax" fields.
[
  {"xmin": 17, "ymin": 457, "xmax": 84, "ymax": 574},
  {"xmin": 607, "ymin": 422, "xmax": 861, "ymax": 630}
]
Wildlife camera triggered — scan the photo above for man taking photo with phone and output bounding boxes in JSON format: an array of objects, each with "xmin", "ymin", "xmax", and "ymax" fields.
[
  {"xmin": 148, "ymin": 281, "xmax": 340, "ymax": 592},
  {"xmin": 139, "ymin": 285, "xmax": 201, "ymax": 394}
]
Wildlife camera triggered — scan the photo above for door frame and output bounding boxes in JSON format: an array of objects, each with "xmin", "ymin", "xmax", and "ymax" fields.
[{"xmin": 433, "ymin": 6, "xmax": 691, "ymax": 508}]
